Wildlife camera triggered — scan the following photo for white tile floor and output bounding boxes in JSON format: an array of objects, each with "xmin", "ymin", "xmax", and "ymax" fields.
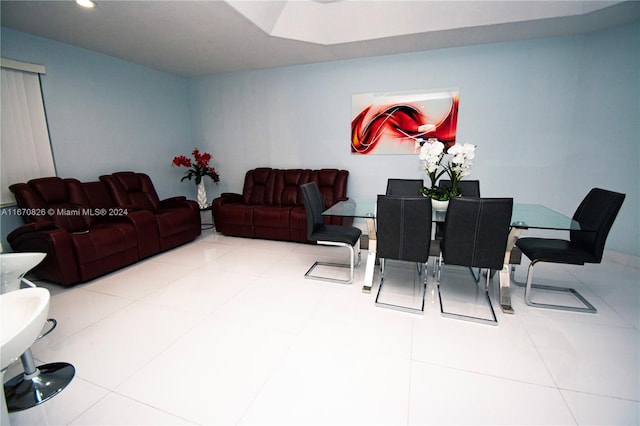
[{"xmin": 4, "ymin": 231, "xmax": 639, "ymax": 425}]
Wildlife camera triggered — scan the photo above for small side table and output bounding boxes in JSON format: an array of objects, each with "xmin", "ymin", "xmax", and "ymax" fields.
[{"xmin": 200, "ymin": 206, "xmax": 214, "ymax": 230}]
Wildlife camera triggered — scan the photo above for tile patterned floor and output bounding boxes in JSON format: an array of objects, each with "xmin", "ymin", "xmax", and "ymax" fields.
[{"xmin": 4, "ymin": 231, "xmax": 639, "ymax": 425}]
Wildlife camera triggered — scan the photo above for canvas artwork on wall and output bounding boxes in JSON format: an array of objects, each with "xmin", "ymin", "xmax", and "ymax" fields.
[{"xmin": 351, "ymin": 88, "xmax": 460, "ymax": 155}]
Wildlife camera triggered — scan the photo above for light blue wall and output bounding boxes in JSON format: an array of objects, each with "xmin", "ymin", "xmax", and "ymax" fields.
[
  {"xmin": 0, "ymin": 28, "xmax": 192, "ymax": 195},
  {"xmin": 0, "ymin": 28, "xmax": 194, "ymax": 245},
  {"xmin": 1, "ymin": 22, "xmax": 638, "ymax": 257},
  {"xmin": 188, "ymin": 22, "xmax": 639, "ymax": 257}
]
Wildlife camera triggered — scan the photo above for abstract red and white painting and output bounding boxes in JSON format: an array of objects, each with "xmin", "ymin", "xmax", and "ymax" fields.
[{"xmin": 351, "ymin": 88, "xmax": 459, "ymax": 155}]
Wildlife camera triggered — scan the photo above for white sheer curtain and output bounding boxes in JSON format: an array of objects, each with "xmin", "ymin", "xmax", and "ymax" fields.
[{"xmin": 1, "ymin": 65, "xmax": 56, "ymax": 206}]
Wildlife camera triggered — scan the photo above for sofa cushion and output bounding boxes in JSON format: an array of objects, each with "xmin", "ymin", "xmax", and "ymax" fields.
[
  {"xmin": 71, "ymin": 222, "xmax": 139, "ymax": 281},
  {"xmin": 254, "ymin": 204, "xmax": 293, "ymax": 240},
  {"xmin": 254, "ymin": 205, "xmax": 292, "ymax": 229},
  {"xmin": 315, "ymin": 169, "xmax": 348, "ymax": 208},
  {"xmin": 100, "ymin": 172, "xmax": 161, "ymax": 211},
  {"xmin": 8, "ymin": 183, "xmax": 48, "ymax": 225},
  {"xmin": 26, "ymin": 177, "xmax": 94, "ymax": 232},
  {"xmin": 82, "ymin": 181, "xmax": 116, "ymax": 210},
  {"xmin": 275, "ymin": 169, "xmax": 306, "ymax": 206},
  {"xmin": 242, "ymin": 168, "xmax": 276, "ymax": 205},
  {"xmin": 71, "ymin": 222, "xmax": 137, "ymax": 263}
]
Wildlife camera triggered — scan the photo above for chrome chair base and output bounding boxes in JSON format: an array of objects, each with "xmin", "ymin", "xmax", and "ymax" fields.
[
  {"xmin": 304, "ymin": 240, "xmax": 361, "ymax": 284},
  {"xmin": 521, "ymin": 264, "xmax": 597, "ymax": 313},
  {"xmin": 437, "ymin": 265, "xmax": 498, "ymax": 325},
  {"xmin": 305, "ymin": 261, "xmax": 354, "ymax": 284},
  {"xmin": 3, "ymin": 317, "xmax": 75, "ymax": 412},
  {"xmin": 438, "ymin": 285, "xmax": 498, "ymax": 325},
  {"xmin": 375, "ymin": 259, "xmax": 427, "ymax": 315},
  {"xmin": 525, "ymin": 283, "xmax": 597, "ymax": 313},
  {"xmin": 4, "ymin": 354, "xmax": 75, "ymax": 412},
  {"xmin": 513, "ymin": 263, "xmax": 597, "ymax": 313}
]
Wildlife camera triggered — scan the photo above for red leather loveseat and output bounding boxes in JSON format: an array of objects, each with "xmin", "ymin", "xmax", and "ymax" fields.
[
  {"xmin": 7, "ymin": 172, "xmax": 200, "ymax": 286},
  {"xmin": 213, "ymin": 168, "xmax": 350, "ymax": 242}
]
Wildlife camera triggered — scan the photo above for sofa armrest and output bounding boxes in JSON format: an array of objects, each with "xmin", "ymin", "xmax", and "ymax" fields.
[
  {"xmin": 214, "ymin": 193, "xmax": 244, "ymax": 205},
  {"xmin": 221, "ymin": 192, "xmax": 242, "ymax": 198},
  {"xmin": 7, "ymin": 221, "xmax": 56, "ymax": 240},
  {"xmin": 7, "ymin": 224, "xmax": 81, "ymax": 286},
  {"xmin": 160, "ymin": 195, "xmax": 187, "ymax": 204},
  {"xmin": 159, "ymin": 196, "xmax": 193, "ymax": 210},
  {"xmin": 8, "ymin": 223, "xmax": 73, "ymax": 252}
]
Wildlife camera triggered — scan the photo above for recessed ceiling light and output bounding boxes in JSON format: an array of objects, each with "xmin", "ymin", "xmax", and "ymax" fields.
[{"xmin": 76, "ymin": 0, "xmax": 96, "ymax": 9}]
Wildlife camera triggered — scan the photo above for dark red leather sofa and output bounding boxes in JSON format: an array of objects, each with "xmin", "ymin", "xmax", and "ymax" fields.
[
  {"xmin": 99, "ymin": 172, "xmax": 201, "ymax": 254},
  {"xmin": 213, "ymin": 168, "xmax": 350, "ymax": 242},
  {"xmin": 7, "ymin": 172, "xmax": 200, "ymax": 286}
]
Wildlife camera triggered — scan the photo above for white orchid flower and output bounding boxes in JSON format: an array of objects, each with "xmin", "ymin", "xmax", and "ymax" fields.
[{"xmin": 418, "ymin": 140, "xmax": 477, "ymax": 197}]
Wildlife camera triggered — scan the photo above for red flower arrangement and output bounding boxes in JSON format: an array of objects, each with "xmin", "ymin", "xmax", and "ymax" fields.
[{"xmin": 172, "ymin": 148, "xmax": 220, "ymax": 185}]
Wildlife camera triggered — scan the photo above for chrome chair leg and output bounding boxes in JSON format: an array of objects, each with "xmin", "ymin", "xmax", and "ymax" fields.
[
  {"xmin": 304, "ymin": 240, "xmax": 358, "ymax": 284},
  {"xmin": 437, "ymin": 267, "xmax": 498, "ymax": 325},
  {"xmin": 522, "ymin": 262, "xmax": 597, "ymax": 313},
  {"xmin": 469, "ymin": 267, "xmax": 481, "ymax": 283},
  {"xmin": 375, "ymin": 259, "xmax": 427, "ymax": 315}
]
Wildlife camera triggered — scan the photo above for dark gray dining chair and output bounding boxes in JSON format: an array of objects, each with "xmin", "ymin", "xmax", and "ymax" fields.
[
  {"xmin": 386, "ymin": 178, "xmax": 424, "ymax": 196},
  {"xmin": 375, "ymin": 195, "xmax": 432, "ymax": 314},
  {"xmin": 432, "ymin": 179, "xmax": 521, "ymax": 274},
  {"xmin": 434, "ymin": 179, "xmax": 481, "ymax": 238},
  {"xmin": 300, "ymin": 182, "xmax": 362, "ymax": 284},
  {"xmin": 432, "ymin": 179, "xmax": 483, "ymax": 276},
  {"xmin": 515, "ymin": 187, "xmax": 625, "ymax": 313},
  {"xmin": 437, "ymin": 197, "xmax": 513, "ymax": 325},
  {"xmin": 438, "ymin": 179, "xmax": 481, "ymax": 198}
]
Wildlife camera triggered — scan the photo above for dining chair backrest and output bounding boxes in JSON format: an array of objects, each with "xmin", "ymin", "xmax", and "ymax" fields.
[
  {"xmin": 377, "ymin": 195, "xmax": 432, "ymax": 263},
  {"xmin": 386, "ymin": 179, "xmax": 424, "ymax": 196},
  {"xmin": 434, "ymin": 180, "xmax": 481, "ymax": 240},
  {"xmin": 300, "ymin": 182, "xmax": 326, "ymax": 240},
  {"xmin": 438, "ymin": 179, "xmax": 480, "ymax": 197},
  {"xmin": 441, "ymin": 197, "xmax": 513, "ymax": 270},
  {"xmin": 569, "ymin": 188, "xmax": 625, "ymax": 263}
]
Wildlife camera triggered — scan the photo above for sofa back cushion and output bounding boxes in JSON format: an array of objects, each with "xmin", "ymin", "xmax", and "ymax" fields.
[
  {"xmin": 10, "ymin": 177, "xmax": 94, "ymax": 232},
  {"xmin": 9, "ymin": 182, "xmax": 48, "ymax": 224},
  {"xmin": 100, "ymin": 172, "xmax": 160, "ymax": 211},
  {"xmin": 309, "ymin": 169, "xmax": 349, "ymax": 208},
  {"xmin": 241, "ymin": 168, "xmax": 349, "ymax": 208},
  {"xmin": 82, "ymin": 181, "xmax": 116, "ymax": 210},
  {"xmin": 242, "ymin": 168, "xmax": 276, "ymax": 205},
  {"xmin": 275, "ymin": 169, "xmax": 305, "ymax": 207}
]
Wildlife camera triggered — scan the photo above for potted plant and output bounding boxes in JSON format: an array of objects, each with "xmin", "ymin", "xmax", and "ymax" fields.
[
  {"xmin": 418, "ymin": 138, "xmax": 476, "ymax": 211},
  {"xmin": 172, "ymin": 148, "xmax": 220, "ymax": 209}
]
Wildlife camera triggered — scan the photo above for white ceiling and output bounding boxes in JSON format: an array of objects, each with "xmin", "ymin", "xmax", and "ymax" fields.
[{"xmin": 1, "ymin": 0, "xmax": 638, "ymax": 78}]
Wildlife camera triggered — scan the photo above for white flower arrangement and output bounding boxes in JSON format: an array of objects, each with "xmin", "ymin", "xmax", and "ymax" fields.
[
  {"xmin": 418, "ymin": 139, "xmax": 476, "ymax": 200},
  {"xmin": 447, "ymin": 142, "xmax": 476, "ymax": 179}
]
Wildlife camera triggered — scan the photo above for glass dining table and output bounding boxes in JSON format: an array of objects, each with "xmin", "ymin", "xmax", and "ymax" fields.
[{"xmin": 322, "ymin": 198, "xmax": 582, "ymax": 314}]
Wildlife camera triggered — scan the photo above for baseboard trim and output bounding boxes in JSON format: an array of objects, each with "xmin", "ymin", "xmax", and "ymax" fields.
[{"xmin": 603, "ymin": 250, "xmax": 640, "ymax": 269}]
